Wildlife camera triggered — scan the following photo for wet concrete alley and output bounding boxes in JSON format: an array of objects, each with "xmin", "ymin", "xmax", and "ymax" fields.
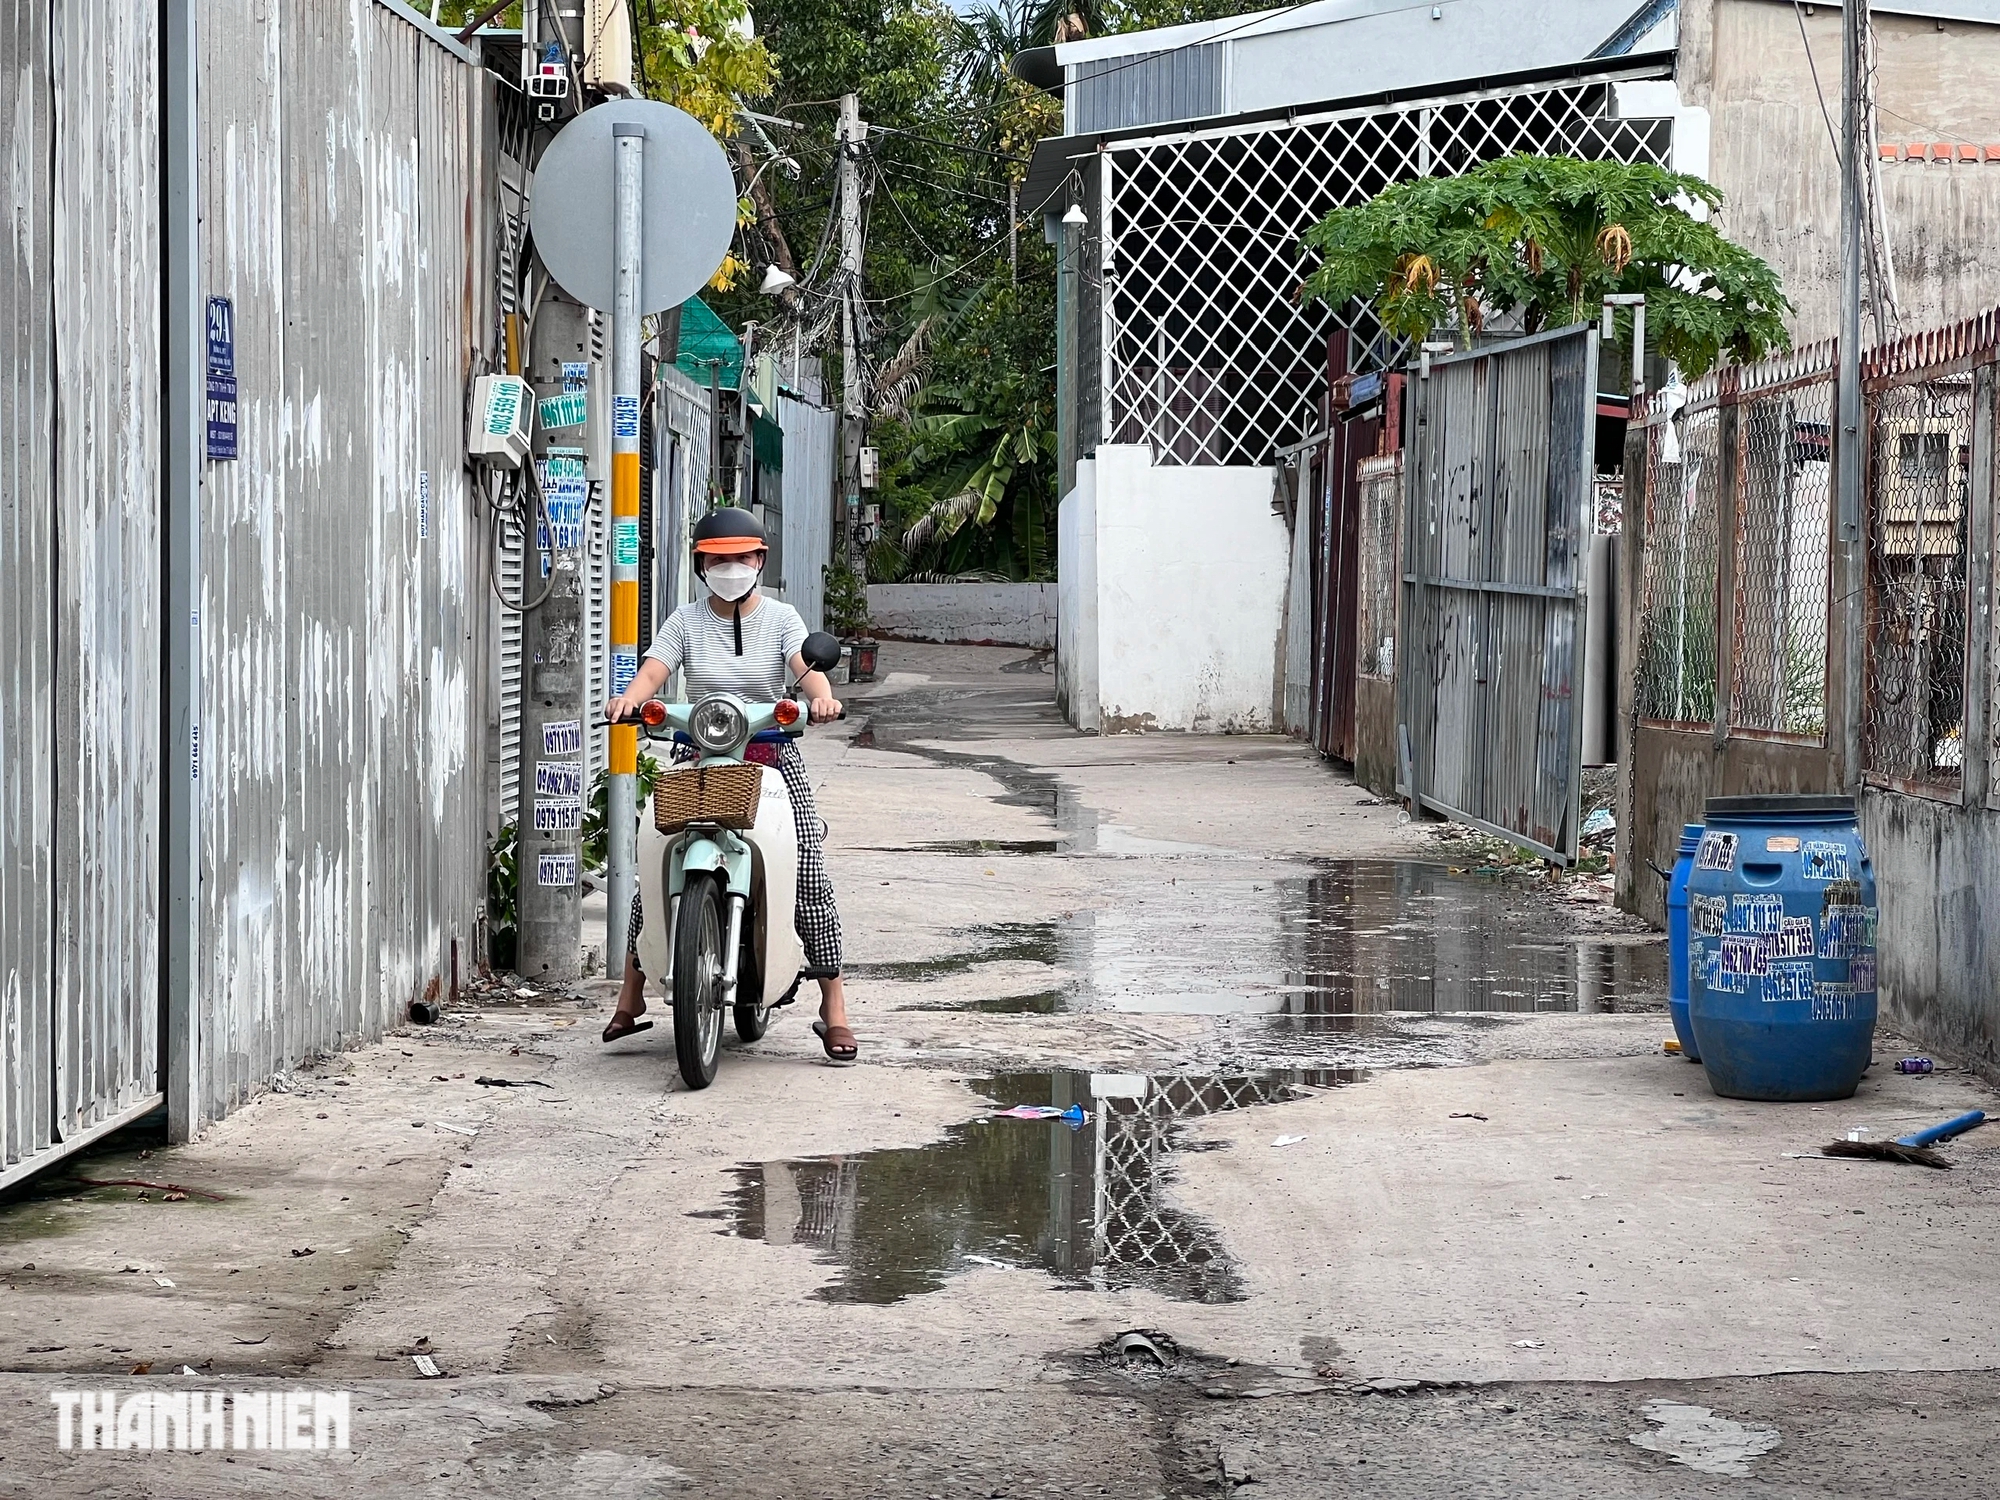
[{"xmin": 3, "ymin": 644, "xmax": 1998, "ymax": 1498}]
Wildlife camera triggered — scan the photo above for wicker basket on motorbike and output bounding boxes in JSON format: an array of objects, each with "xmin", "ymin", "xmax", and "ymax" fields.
[{"xmin": 653, "ymin": 762, "xmax": 764, "ymax": 833}]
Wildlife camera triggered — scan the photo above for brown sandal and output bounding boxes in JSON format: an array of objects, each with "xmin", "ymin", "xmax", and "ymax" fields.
[
  {"xmin": 811, "ymin": 1020, "xmax": 858, "ymax": 1065},
  {"xmin": 601, "ymin": 1011, "xmax": 653, "ymax": 1043}
]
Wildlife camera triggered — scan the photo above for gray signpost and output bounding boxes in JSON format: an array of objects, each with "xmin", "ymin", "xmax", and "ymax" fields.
[{"xmin": 530, "ymin": 101, "xmax": 735, "ymax": 974}]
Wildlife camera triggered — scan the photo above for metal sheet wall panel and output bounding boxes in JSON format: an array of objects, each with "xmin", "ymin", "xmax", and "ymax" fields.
[
  {"xmin": 1400, "ymin": 326, "xmax": 1594, "ymax": 863},
  {"xmin": 198, "ymin": 0, "xmax": 491, "ymax": 1120},
  {"xmin": 775, "ymin": 393, "xmax": 836, "ymax": 631},
  {"xmin": 0, "ymin": 0, "xmax": 56, "ymax": 1171},
  {"xmin": 1068, "ymin": 44, "xmax": 1222, "ymax": 135},
  {"xmin": 52, "ymin": 0, "xmax": 163, "ymax": 1136}
]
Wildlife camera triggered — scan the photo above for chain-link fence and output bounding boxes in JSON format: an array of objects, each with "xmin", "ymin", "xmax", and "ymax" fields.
[
  {"xmin": 1099, "ymin": 77, "xmax": 1670, "ymax": 465},
  {"xmin": 1637, "ymin": 392, "xmax": 1723, "ymax": 726},
  {"xmin": 1864, "ymin": 376, "xmax": 1974, "ymax": 789},
  {"xmin": 1729, "ymin": 376, "xmax": 1834, "ymax": 738}
]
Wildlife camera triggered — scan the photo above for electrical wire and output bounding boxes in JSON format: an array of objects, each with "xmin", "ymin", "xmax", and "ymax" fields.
[
  {"xmin": 1791, "ymin": 0, "xmax": 1840, "ymax": 163},
  {"xmin": 865, "ymin": 121, "xmax": 1032, "ymax": 165}
]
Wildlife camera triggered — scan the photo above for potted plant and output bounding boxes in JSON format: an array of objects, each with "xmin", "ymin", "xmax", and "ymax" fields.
[{"xmin": 822, "ymin": 563, "xmax": 878, "ymax": 683}]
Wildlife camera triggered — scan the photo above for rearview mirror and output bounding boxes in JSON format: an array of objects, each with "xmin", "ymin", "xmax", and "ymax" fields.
[{"xmin": 800, "ymin": 631, "xmax": 843, "ymax": 673}]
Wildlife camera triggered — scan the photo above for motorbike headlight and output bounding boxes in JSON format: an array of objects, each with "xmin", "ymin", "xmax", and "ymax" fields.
[{"xmin": 688, "ymin": 695, "xmax": 748, "ymax": 753}]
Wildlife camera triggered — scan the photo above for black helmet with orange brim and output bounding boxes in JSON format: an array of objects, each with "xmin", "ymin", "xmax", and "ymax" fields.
[{"xmin": 692, "ymin": 506, "xmax": 767, "ymax": 563}]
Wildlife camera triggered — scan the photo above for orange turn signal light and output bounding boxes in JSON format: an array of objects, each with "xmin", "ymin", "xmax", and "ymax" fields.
[
  {"xmin": 639, "ymin": 700, "xmax": 668, "ymax": 728},
  {"xmin": 772, "ymin": 699, "xmax": 802, "ymax": 727}
]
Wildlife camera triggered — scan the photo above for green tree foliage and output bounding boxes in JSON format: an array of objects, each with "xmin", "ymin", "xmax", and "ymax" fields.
[{"xmin": 1299, "ymin": 155, "xmax": 1793, "ymax": 376}]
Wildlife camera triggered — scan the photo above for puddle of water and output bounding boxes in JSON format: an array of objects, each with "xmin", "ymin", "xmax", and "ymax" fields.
[
  {"xmin": 897, "ymin": 990, "xmax": 1067, "ymax": 1015},
  {"xmin": 863, "ymin": 864, "xmax": 1664, "ymax": 1023},
  {"xmin": 717, "ymin": 1068, "xmax": 1354, "ymax": 1305},
  {"xmin": 848, "ymin": 922, "xmax": 1062, "ymax": 983},
  {"xmin": 862, "ymin": 839, "xmax": 1063, "ymax": 857}
]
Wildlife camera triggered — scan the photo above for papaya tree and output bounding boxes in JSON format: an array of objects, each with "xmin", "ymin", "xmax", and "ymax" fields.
[{"xmin": 1299, "ymin": 154, "xmax": 1792, "ymax": 377}]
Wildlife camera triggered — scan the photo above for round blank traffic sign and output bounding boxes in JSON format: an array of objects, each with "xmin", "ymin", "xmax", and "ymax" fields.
[{"xmin": 529, "ymin": 100, "xmax": 737, "ymax": 314}]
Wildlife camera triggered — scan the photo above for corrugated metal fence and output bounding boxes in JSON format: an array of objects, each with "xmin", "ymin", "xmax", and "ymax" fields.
[
  {"xmin": 1, "ymin": 0, "xmax": 495, "ymax": 1184},
  {"xmin": 195, "ymin": 0, "xmax": 494, "ymax": 1119},
  {"xmin": 1400, "ymin": 324, "xmax": 1598, "ymax": 864},
  {"xmin": 1, "ymin": 0, "xmax": 166, "ymax": 1182}
]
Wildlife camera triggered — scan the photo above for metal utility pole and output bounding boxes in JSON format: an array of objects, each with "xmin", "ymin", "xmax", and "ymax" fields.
[
  {"xmin": 838, "ymin": 93, "xmax": 865, "ymax": 567},
  {"xmin": 517, "ymin": 297, "xmax": 590, "ymax": 985},
  {"xmin": 605, "ymin": 122, "xmax": 644, "ymax": 976},
  {"xmin": 1836, "ymin": 0, "xmax": 1865, "ymax": 544}
]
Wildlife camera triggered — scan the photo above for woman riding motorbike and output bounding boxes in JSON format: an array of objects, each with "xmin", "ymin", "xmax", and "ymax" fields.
[{"xmin": 599, "ymin": 507, "xmax": 857, "ymax": 1064}]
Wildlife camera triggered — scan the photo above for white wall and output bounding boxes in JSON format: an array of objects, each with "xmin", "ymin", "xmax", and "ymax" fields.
[
  {"xmin": 867, "ymin": 583, "xmax": 1055, "ymax": 648},
  {"xmin": 1056, "ymin": 459, "xmax": 1099, "ymax": 730},
  {"xmin": 1060, "ymin": 446, "xmax": 1288, "ymax": 733}
]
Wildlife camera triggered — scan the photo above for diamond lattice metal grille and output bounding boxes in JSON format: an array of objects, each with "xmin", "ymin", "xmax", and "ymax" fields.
[
  {"xmin": 1865, "ymin": 376, "xmax": 1973, "ymax": 789},
  {"xmin": 1637, "ymin": 387, "xmax": 1723, "ymax": 727},
  {"xmin": 1729, "ymin": 368, "xmax": 1835, "ymax": 740},
  {"xmin": 1101, "ymin": 79, "xmax": 1672, "ymax": 466},
  {"xmin": 1090, "ymin": 1074, "xmax": 1314, "ymax": 1302}
]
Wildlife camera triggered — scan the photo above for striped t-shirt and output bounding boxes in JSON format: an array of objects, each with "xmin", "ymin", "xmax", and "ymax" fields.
[{"xmin": 644, "ymin": 597, "xmax": 808, "ymax": 703}]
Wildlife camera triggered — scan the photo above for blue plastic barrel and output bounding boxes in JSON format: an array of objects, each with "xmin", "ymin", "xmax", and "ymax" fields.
[
  {"xmin": 1686, "ymin": 794, "xmax": 1877, "ymax": 1102},
  {"xmin": 1666, "ymin": 823, "xmax": 1703, "ymax": 1063}
]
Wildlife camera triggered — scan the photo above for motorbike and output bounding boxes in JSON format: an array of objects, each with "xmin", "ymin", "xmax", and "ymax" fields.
[{"xmin": 624, "ymin": 630, "xmax": 845, "ymax": 1090}]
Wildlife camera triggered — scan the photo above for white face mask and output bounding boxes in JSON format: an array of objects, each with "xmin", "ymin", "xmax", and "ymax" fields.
[{"xmin": 703, "ymin": 559, "xmax": 760, "ymax": 602}]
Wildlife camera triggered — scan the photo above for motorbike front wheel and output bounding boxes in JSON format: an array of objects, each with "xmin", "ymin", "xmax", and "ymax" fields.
[
  {"xmin": 733, "ymin": 905, "xmax": 767, "ymax": 1042},
  {"xmin": 672, "ymin": 872, "xmax": 726, "ymax": 1089}
]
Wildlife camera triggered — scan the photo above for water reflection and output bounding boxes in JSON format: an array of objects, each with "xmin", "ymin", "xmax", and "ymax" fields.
[
  {"xmin": 873, "ymin": 862, "xmax": 1664, "ymax": 1021},
  {"xmin": 720, "ymin": 1068, "xmax": 1354, "ymax": 1305}
]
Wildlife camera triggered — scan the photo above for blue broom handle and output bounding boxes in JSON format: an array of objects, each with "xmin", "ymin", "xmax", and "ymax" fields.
[{"xmin": 1896, "ymin": 1110, "xmax": 1987, "ymax": 1148}]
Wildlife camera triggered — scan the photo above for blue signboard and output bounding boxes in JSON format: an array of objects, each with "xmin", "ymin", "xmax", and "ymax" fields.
[
  {"xmin": 206, "ymin": 296, "xmax": 238, "ymax": 460},
  {"xmin": 206, "ymin": 372, "xmax": 239, "ymax": 461},
  {"xmin": 206, "ymin": 296, "xmax": 234, "ymax": 374}
]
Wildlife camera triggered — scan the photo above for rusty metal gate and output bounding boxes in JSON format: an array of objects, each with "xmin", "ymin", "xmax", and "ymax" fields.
[{"xmin": 1399, "ymin": 324, "xmax": 1598, "ymax": 864}]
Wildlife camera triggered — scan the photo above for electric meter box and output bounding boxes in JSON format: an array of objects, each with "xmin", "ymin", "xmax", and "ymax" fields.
[
  {"xmin": 858, "ymin": 446, "xmax": 880, "ymax": 490},
  {"xmin": 470, "ymin": 374, "xmax": 533, "ymax": 468}
]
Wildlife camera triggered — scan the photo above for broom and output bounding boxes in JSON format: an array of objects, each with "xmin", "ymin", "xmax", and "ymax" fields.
[{"xmin": 1820, "ymin": 1109, "xmax": 1986, "ymax": 1168}]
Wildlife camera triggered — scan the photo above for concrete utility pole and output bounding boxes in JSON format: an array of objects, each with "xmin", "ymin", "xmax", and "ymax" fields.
[
  {"xmin": 517, "ymin": 296, "xmax": 591, "ymax": 985},
  {"xmin": 1836, "ymin": 0, "xmax": 1865, "ymax": 544},
  {"xmin": 605, "ymin": 122, "xmax": 644, "ymax": 975},
  {"xmin": 838, "ymin": 93, "xmax": 865, "ymax": 568}
]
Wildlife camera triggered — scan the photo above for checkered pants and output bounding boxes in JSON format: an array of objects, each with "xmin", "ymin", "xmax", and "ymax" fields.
[{"xmin": 626, "ymin": 741, "xmax": 841, "ymax": 973}]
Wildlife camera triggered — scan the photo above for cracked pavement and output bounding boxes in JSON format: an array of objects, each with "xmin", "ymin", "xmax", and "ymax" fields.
[{"xmin": 2, "ymin": 644, "xmax": 1996, "ymax": 1497}]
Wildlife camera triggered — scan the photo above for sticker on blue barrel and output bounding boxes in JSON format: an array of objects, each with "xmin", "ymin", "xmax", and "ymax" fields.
[
  {"xmin": 1727, "ymin": 893, "xmax": 1784, "ymax": 934},
  {"xmin": 537, "ymin": 853, "xmax": 578, "ymax": 887},
  {"xmin": 535, "ymin": 761, "xmax": 583, "ymax": 797},
  {"xmin": 1812, "ymin": 987, "xmax": 1853, "ymax": 1021},
  {"xmin": 1689, "ymin": 937, "xmax": 1705, "ymax": 986},
  {"xmin": 1765, "ymin": 960, "xmax": 1817, "ymax": 1006},
  {"xmin": 1772, "ymin": 916, "xmax": 1816, "ymax": 959},
  {"xmin": 1801, "ymin": 840, "xmax": 1851, "ymax": 881},
  {"xmin": 1720, "ymin": 934, "xmax": 1768, "ymax": 980},
  {"xmin": 611, "ymin": 650, "xmax": 638, "ymax": 695},
  {"xmin": 1695, "ymin": 831, "xmax": 1737, "ymax": 872},
  {"xmin": 543, "ymin": 720, "xmax": 582, "ymax": 755},
  {"xmin": 613, "ymin": 518, "xmax": 640, "ymax": 566},
  {"xmin": 1820, "ymin": 905, "xmax": 1867, "ymax": 959},
  {"xmin": 1690, "ymin": 894, "xmax": 1726, "ymax": 936},
  {"xmin": 1705, "ymin": 946, "xmax": 1747, "ymax": 995},
  {"xmin": 1849, "ymin": 953, "xmax": 1877, "ymax": 993},
  {"xmin": 613, "ymin": 394, "xmax": 640, "ymax": 439},
  {"xmin": 1765, "ymin": 835, "xmax": 1801, "ymax": 853}
]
